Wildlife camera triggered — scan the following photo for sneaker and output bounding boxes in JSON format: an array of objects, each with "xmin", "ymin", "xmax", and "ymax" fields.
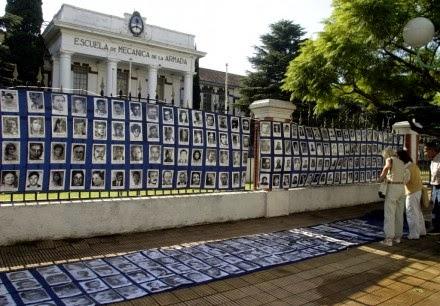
[
  {"xmin": 407, "ymin": 236, "xmax": 419, "ymax": 240},
  {"xmin": 380, "ymin": 239, "xmax": 393, "ymax": 246},
  {"xmin": 394, "ymin": 238, "xmax": 402, "ymax": 243}
]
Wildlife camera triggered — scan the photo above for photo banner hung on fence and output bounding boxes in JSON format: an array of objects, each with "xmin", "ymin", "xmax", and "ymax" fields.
[
  {"xmin": 258, "ymin": 121, "xmax": 404, "ymax": 189},
  {"xmin": 0, "ymin": 89, "xmax": 251, "ymax": 193}
]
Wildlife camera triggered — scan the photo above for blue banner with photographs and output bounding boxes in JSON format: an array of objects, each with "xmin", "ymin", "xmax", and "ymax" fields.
[
  {"xmin": 0, "ymin": 89, "xmax": 250, "ymax": 193},
  {"xmin": 258, "ymin": 121, "xmax": 404, "ymax": 189}
]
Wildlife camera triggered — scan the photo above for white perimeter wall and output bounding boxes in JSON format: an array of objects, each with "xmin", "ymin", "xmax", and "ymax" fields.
[{"xmin": 0, "ymin": 184, "xmax": 381, "ymax": 246}]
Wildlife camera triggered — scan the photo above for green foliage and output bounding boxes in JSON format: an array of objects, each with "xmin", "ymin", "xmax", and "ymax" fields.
[
  {"xmin": 283, "ymin": 0, "xmax": 440, "ymax": 135},
  {"xmin": 4, "ymin": 0, "xmax": 45, "ymax": 84},
  {"xmin": 238, "ymin": 20, "xmax": 305, "ymax": 111}
]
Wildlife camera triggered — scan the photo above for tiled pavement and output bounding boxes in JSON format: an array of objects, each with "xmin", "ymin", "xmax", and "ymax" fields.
[{"xmin": 1, "ymin": 203, "xmax": 440, "ymax": 305}]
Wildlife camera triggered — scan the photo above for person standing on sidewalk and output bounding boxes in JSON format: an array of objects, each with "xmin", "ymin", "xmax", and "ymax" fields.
[
  {"xmin": 379, "ymin": 147, "xmax": 408, "ymax": 246},
  {"xmin": 424, "ymin": 141, "xmax": 440, "ymax": 234},
  {"xmin": 397, "ymin": 150, "xmax": 426, "ymax": 239}
]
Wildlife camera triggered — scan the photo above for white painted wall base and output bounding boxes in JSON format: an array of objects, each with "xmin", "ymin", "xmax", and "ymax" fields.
[{"xmin": 0, "ymin": 184, "xmax": 382, "ymax": 246}]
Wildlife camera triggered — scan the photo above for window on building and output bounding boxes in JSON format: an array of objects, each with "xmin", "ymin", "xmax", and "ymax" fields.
[
  {"xmin": 73, "ymin": 65, "xmax": 88, "ymax": 94},
  {"xmin": 117, "ymin": 70, "xmax": 129, "ymax": 97},
  {"xmin": 203, "ymin": 91, "xmax": 212, "ymax": 111}
]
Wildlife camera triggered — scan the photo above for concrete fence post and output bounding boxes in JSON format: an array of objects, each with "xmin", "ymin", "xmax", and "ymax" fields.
[{"xmin": 392, "ymin": 121, "xmax": 419, "ymax": 163}]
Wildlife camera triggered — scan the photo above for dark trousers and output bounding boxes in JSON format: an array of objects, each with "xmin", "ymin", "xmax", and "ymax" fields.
[{"xmin": 433, "ymin": 186, "xmax": 440, "ymax": 230}]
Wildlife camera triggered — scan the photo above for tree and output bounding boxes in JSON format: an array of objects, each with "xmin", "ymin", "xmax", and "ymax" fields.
[
  {"xmin": 282, "ymin": 0, "xmax": 440, "ymax": 136},
  {"xmin": 4, "ymin": 0, "xmax": 45, "ymax": 84},
  {"xmin": 238, "ymin": 20, "xmax": 305, "ymax": 112},
  {"xmin": 192, "ymin": 57, "xmax": 201, "ymax": 109},
  {"xmin": 0, "ymin": 12, "xmax": 21, "ymax": 86}
]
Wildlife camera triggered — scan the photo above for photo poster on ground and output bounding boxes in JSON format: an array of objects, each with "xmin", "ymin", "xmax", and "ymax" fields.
[
  {"xmin": 258, "ymin": 121, "xmax": 404, "ymax": 189},
  {"xmin": 0, "ymin": 89, "xmax": 251, "ymax": 193}
]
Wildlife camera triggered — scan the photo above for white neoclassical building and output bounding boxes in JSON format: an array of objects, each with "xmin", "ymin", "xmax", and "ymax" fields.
[{"xmin": 43, "ymin": 5, "xmax": 206, "ymax": 108}]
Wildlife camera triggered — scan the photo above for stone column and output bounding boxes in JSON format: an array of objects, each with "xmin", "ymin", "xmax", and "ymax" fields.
[
  {"xmin": 106, "ymin": 59, "xmax": 118, "ymax": 97},
  {"xmin": 59, "ymin": 51, "xmax": 72, "ymax": 92},
  {"xmin": 172, "ymin": 74, "xmax": 181, "ymax": 107},
  {"xmin": 147, "ymin": 65, "xmax": 158, "ymax": 100},
  {"xmin": 249, "ymin": 99, "xmax": 296, "ymax": 203},
  {"xmin": 183, "ymin": 72, "xmax": 193, "ymax": 108},
  {"xmin": 392, "ymin": 121, "xmax": 419, "ymax": 163},
  {"xmin": 51, "ymin": 55, "xmax": 60, "ymax": 89}
]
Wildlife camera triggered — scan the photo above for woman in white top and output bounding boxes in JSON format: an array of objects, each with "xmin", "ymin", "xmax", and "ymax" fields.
[{"xmin": 379, "ymin": 147, "xmax": 408, "ymax": 246}]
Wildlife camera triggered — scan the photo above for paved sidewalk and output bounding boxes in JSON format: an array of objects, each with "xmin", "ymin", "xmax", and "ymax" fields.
[{"xmin": 1, "ymin": 203, "xmax": 440, "ymax": 305}]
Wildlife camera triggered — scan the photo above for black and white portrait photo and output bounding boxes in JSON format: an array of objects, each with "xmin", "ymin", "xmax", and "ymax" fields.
[
  {"xmin": 192, "ymin": 110, "xmax": 203, "ymax": 127},
  {"xmin": 191, "ymin": 149, "xmax": 202, "ymax": 166},
  {"xmin": 219, "ymin": 150, "xmax": 229, "ymax": 166},
  {"xmin": 149, "ymin": 145, "xmax": 161, "ymax": 164},
  {"xmin": 163, "ymin": 126, "xmax": 175, "ymax": 144},
  {"xmin": 232, "ymin": 134, "xmax": 240, "ymax": 149},
  {"xmin": 284, "ymin": 157, "xmax": 291, "ymax": 171},
  {"xmin": 49, "ymin": 170, "xmax": 65, "ymax": 190},
  {"xmin": 242, "ymin": 118, "xmax": 250, "ymax": 134},
  {"xmin": 51, "ymin": 94, "xmax": 68, "ymax": 115},
  {"xmin": 293, "ymin": 157, "xmax": 301, "ymax": 171},
  {"xmin": 130, "ymin": 145, "xmax": 143, "ymax": 164},
  {"xmin": 274, "ymin": 157, "xmax": 283, "ymax": 171},
  {"xmin": 219, "ymin": 133, "xmax": 229, "ymax": 148},
  {"xmin": 90, "ymin": 170, "xmax": 106, "ymax": 190},
  {"xmin": 112, "ymin": 145, "xmax": 125, "ymax": 164},
  {"xmin": 176, "ymin": 171, "xmax": 188, "ymax": 188},
  {"xmin": 260, "ymin": 139, "xmax": 271, "ymax": 154},
  {"xmin": 0, "ymin": 170, "xmax": 19, "ymax": 192},
  {"xmin": 218, "ymin": 115, "xmax": 228, "ymax": 130},
  {"xmin": 130, "ymin": 170, "xmax": 143, "ymax": 189},
  {"xmin": 93, "ymin": 120, "xmax": 107, "ymax": 140},
  {"xmin": 219, "ymin": 172, "xmax": 229, "ymax": 189},
  {"xmin": 261, "ymin": 157, "xmax": 271, "ymax": 171},
  {"xmin": 27, "ymin": 91, "xmax": 45, "ymax": 113},
  {"xmin": 298, "ymin": 126, "xmax": 306, "ymax": 139},
  {"xmin": 282, "ymin": 174, "xmax": 290, "ymax": 189},
  {"xmin": 192, "ymin": 129, "xmax": 203, "ymax": 146},
  {"xmin": 178, "ymin": 148, "xmax": 189, "ymax": 165},
  {"xmin": 18, "ymin": 288, "xmax": 51, "ymax": 304},
  {"xmin": 51, "ymin": 142, "xmax": 66, "ymax": 163},
  {"xmin": 204, "ymin": 172, "xmax": 216, "ymax": 188},
  {"xmin": 112, "ymin": 121, "xmax": 125, "ymax": 141},
  {"xmin": 231, "ymin": 117, "xmax": 239, "ymax": 132},
  {"xmin": 147, "ymin": 169, "xmax": 159, "ymax": 188},
  {"xmin": 274, "ymin": 139, "xmax": 283, "ymax": 155},
  {"xmin": 129, "ymin": 102, "xmax": 142, "ymax": 121},
  {"xmin": 242, "ymin": 151, "xmax": 248, "ymax": 167},
  {"xmin": 52, "ymin": 116, "xmax": 68, "ymax": 137},
  {"xmin": 206, "ymin": 149, "xmax": 217, "ymax": 166},
  {"xmin": 1, "ymin": 115, "xmax": 20, "ymax": 138},
  {"xmin": 73, "ymin": 117, "xmax": 87, "ymax": 139},
  {"xmin": 28, "ymin": 142, "xmax": 44, "ymax": 163},
  {"xmin": 163, "ymin": 147, "xmax": 174, "ymax": 165},
  {"xmin": 260, "ymin": 121, "xmax": 271, "ymax": 137},
  {"xmin": 179, "ymin": 127, "xmax": 189, "ymax": 145},
  {"xmin": 115, "ymin": 285, "xmax": 147, "ymax": 299},
  {"xmin": 70, "ymin": 169, "xmax": 85, "ymax": 190},
  {"xmin": 178, "ymin": 109, "xmax": 189, "ymax": 126},
  {"xmin": 162, "ymin": 107, "xmax": 174, "ymax": 124},
  {"xmin": 259, "ymin": 173, "xmax": 270, "ymax": 188},
  {"xmin": 146, "ymin": 104, "xmax": 159, "ymax": 122},
  {"xmin": 94, "ymin": 97, "xmax": 108, "ymax": 118},
  {"xmin": 2, "ymin": 141, "xmax": 19, "ymax": 164},
  {"xmin": 232, "ymin": 172, "xmax": 240, "ymax": 188},
  {"xmin": 130, "ymin": 122, "xmax": 142, "ymax": 141},
  {"xmin": 205, "ymin": 113, "xmax": 216, "ymax": 130},
  {"xmin": 291, "ymin": 124, "xmax": 298, "ymax": 139},
  {"xmin": 92, "ymin": 144, "xmax": 106, "ymax": 164},
  {"xmin": 111, "ymin": 170, "xmax": 125, "ymax": 189},
  {"xmin": 71, "ymin": 144, "xmax": 86, "ymax": 164},
  {"xmin": 206, "ymin": 131, "xmax": 216, "ymax": 147},
  {"xmin": 147, "ymin": 123, "xmax": 160, "ymax": 142},
  {"xmin": 273, "ymin": 123, "xmax": 281, "ymax": 137},
  {"xmin": 112, "ymin": 100, "xmax": 125, "ymax": 119},
  {"xmin": 71, "ymin": 95, "xmax": 87, "ymax": 117},
  {"xmin": 291, "ymin": 173, "xmax": 299, "ymax": 187},
  {"xmin": 162, "ymin": 170, "xmax": 173, "ymax": 188},
  {"xmin": 190, "ymin": 171, "xmax": 201, "ymax": 188},
  {"xmin": 283, "ymin": 123, "xmax": 291, "ymax": 138},
  {"xmin": 312, "ymin": 127, "xmax": 321, "ymax": 140},
  {"xmin": 1, "ymin": 89, "xmax": 19, "ymax": 112}
]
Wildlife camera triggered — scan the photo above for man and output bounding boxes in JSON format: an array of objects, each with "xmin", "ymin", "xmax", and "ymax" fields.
[
  {"xmin": 130, "ymin": 103, "xmax": 142, "ymax": 120},
  {"xmin": 130, "ymin": 170, "xmax": 142, "ymax": 188},
  {"xmin": 206, "ymin": 114, "xmax": 215, "ymax": 128},
  {"xmin": 147, "ymin": 170, "xmax": 159, "ymax": 186},
  {"xmin": 72, "ymin": 96, "xmax": 87, "ymax": 116},
  {"xmin": 52, "ymin": 94, "xmax": 67, "ymax": 115},
  {"xmin": 73, "ymin": 118, "xmax": 87, "ymax": 138},
  {"xmin": 193, "ymin": 130, "xmax": 203, "ymax": 145},
  {"xmin": 130, "ymin": 145, "xmax": 143, "ymax": 163},
  {"xmin": 2, "ymin": 90, "xmax": 18, "ymax": 111},
  {"xmin": 112, "ymin": 146, "xmax": 125, "ymax": 162},
  {"xmin": 52, "ymin": 143, "xmax": 65, "ymax": 161},
  {"xmin": 163, "ymin": 108, "xmax": 173, "ymax": 123},
  {"xmin": 112, "ymin": 171, "xmax": 124, "ymax": 187},
  {"xmin": 112, "ymin": 122, "xmax": 125, "ymax": 139},
  {"xmin": 28, "ymin": 91, "xmax": 44, "ymax": 112},
  {"xmin": 147, "ymin": 124, "xmax": 159, "ymax": 140},
  {"xmin": 29, "ymin": 143, "xmax": 44, "ymax": 161},
  {"xmin": 149, "ymin": 145, "xmax": 161, "ymax": 163},
  {"xmin": 95, "ymin": 98, "xmax": 108, "ymax": 117},
  {"xmin": 146, "ymin": 105, "xmax": 158, "ymax": 122},
  {"xmin": 112, "ymin": 100, "xmax": 125, "ymax": 118},
  {"xmin": 72, "ymin": 144, "xmax": 86, "ymax": 163},
  {"xmin": 178, "ymin": 149, "xmax": 188, "ymax": 164},
  {"xmin": 93, "ymin": 144, "xmax": 106, "ymax": 163},
  {"xmin": 177, "ymin": 171, "xmax": 187, "ymax": 187},
  {"xmin": 3, "ymin": 142, "xmax": 19, "ymax": 162},
  {"xmin": 425, "ymin": 141, "xmax": 440, "ymax": 234},
  {"xmin": 94, "ymin": 121, "xmax": 107, "ymax": 140},
  {"xmin": 3, "ymin": 116, "xmax": 19, "ymax": 137},
  {"xmin": 130, "ymin": 123, "xmax": 142, "ymax": 141},
  {"xmin": 71, "ymin": 170, "xmax": 84, "ymax": 187},
  {"xmin": 26, "ymin": 171, "xmax": 42, "ymax": 190},
  {"xmin": 162, "ymin": 170, "xmax": 173, "ymax": 186},
  {"xmin": 190, "ymin": 172, "xmax": 201, "ymax": 186},
  {"xmin": 164, "ymin": 127, "xmax": 174, "ymax": 143}
]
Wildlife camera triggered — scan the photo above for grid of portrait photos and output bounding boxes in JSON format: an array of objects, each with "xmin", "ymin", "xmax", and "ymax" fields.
[
  {"xmin": 0, "ymin": 217, "xmax": 383, "ymax": 305},
  {"xmin": 258, "ymin": 121, "xmax": 404, "ymax": 189},
  {"xmin": 0, "ymin": 89, "xmax": 251, "ymax": 193}
]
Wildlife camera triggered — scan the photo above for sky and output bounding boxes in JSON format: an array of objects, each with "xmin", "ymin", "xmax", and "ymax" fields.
[{"xmin": 0, "ymin": 0, "xmax": 333, "ymax": 75}]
